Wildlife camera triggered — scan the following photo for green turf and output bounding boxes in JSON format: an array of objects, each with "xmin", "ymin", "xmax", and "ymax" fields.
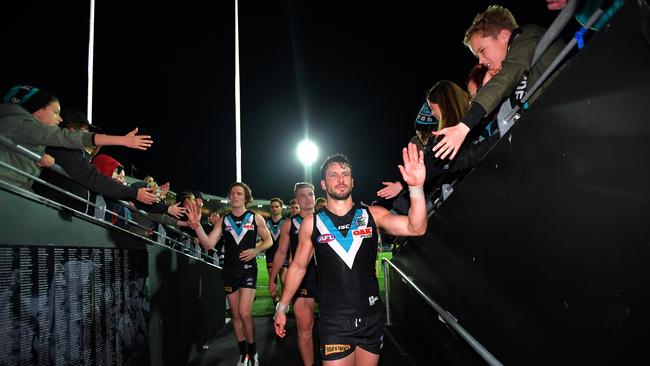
[{"xmin": 251, "ymin": 251, "xmax": 393, "ymax": 316}]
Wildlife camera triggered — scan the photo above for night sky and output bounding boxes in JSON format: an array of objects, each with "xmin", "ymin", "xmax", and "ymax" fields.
[{"xmin": 2, "ymin": 0, "xmax": 555, "ymax": 204}]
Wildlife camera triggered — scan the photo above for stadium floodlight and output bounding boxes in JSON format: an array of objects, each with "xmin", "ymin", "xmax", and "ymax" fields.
[{"xmin": 297, "ymin": 139, "xmax": 319, "ymax": 183}]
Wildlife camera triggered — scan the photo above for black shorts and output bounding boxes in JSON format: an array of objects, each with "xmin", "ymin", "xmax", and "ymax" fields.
[
  {"xmin": 223, "ymin": 266, "xmax": 257, "ymax": 294},
  {"xmin": 318, "ymin": 310, "xmax": 384, "ymax": 361},
  {"xmin": 265, "ymin": 260, "xmax": 289, "ymax": 272}
]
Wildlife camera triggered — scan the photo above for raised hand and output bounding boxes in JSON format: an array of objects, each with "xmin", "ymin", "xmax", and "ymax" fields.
[
  {"xmin": 124, "ymin": 127, "xmax": 153, "ymax": 150},
  {"xmin": 167, "ymin": 202, "xmax": 188, "ymax": 219},
  {"xmin": 431, "ymin": 122, "xmax": 470, "ymax": 160},
  {"xmin": 186, "ymin": 201, "xmax": 200, "ymax": 230},
  {"xmin": 136, "ymin": 187, "xmax": 159, "ymax": 205},
  {"xmin": 398, "ymin": 143, "xmax": 425, "ymax": 188},
  {"xmin": 377, "ymin": 181, "xmax": 403, "ymax": 199}
]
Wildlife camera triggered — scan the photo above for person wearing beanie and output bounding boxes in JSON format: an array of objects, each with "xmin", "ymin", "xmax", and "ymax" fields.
[
  {"xmin": 33, "ymin": 108, "xmax": 160, "ymax": 215},
  {"xmin": 376, "ymin": 101, "xmax": 439, "ymax": 203},
  {"xmin": 0, "ymin": 85, "xmax": 153, "ymax": 190}
]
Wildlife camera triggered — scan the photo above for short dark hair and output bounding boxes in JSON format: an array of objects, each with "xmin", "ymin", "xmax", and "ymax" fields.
[
  {"xmin": 228, "ymin": 182, "xmax": 253, "ymax": 205},
  {"xmin": 320, "ymin": 153, "xmax": 352, "ymax": 180},
  {"xmin": 269, "ymin": 197, "xmax": 284, "ymax": 206}
]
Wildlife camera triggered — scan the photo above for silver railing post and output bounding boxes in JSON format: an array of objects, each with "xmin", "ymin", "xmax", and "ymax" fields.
[
  {"xmin": 93, "ymin": 194, "xmax": 107, "ymax": 220},
  {"xmin": 382, "ymin": 258, "xmax": 392, "ymax": 326}
]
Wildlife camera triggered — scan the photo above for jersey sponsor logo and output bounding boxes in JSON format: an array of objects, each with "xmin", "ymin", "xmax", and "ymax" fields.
[
  {"xmin": 352, "ymin": 227, "xmax": 372, "ymax": 238},
  {"xmin": 337, "ymin": 224, "xmax": 350, "ymax": 230},
  {"xmin": 225, "ymin": 212, "xmax": 255, "ymax": 245},
  {"xmin": 315, "ymin": 208, "xmax": 370, "ymax": 269},
  {"xmin": 299, "ymin": 288, "xmax": 308, "ymax": 296},
  {"xmin": 324, "ymin": 344, "xmax": 351, "ymax": 356},
  {"xmin": 317, "ymin": 234, "xmax": 336, "ymax": 243}
]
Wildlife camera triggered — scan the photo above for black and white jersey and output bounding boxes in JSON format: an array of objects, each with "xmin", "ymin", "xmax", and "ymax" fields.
[
  {"xmin": 222, "ymin": 210, "xmax": 258, "ymax": 273},
  {"xmin": 312, "ymin": 203, "xmax": 380, "ymax": 316},
  {"xmin": 265, "ymin": 217, "xmax": 284, "ymax": 260},
  {"xmin": 290, "ymin": 213, "xmax": 318, "ymax": 285}
]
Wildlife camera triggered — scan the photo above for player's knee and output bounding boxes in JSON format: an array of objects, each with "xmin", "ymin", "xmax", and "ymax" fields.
[
  {"xmin": 295, "ymin": 317, "xmax": 314, "ymax": 332},
  {"xmin": 238, "ymin": 308, "xmax": 252, "ymax": 319},
  {"xmin": 297, "ymin": 328, "xmax": 313, "ymax": 339}
]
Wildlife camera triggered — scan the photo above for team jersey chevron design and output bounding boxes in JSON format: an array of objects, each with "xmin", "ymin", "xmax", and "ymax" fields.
[
  {"xmin": 225, "ymin": 212, "xmax": 255, "ymax": 245},
  {"xmin": 315, "ymin": 208, "xmax": 370, "ymax": 269},
  {"xmin": 292, "ymin": 216, "xmax": 303, "ymax": 233},
  {"xmin": 267, "ymin": 218, "xmax": 284, "ymax": 241}
]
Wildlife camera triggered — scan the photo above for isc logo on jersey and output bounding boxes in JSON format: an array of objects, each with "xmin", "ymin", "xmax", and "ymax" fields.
[
  {"xmin": 317, "ymin": 234, "xmax": 335, "ymax": 243},
  {"xmin": 352, "ymin": 227, "xmax": 372, "ymax": 238}
]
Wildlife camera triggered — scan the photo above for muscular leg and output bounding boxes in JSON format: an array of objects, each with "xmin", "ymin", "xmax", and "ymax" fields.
[
  {"xmin": 226, "ymin": 290, "xmax": 245, "ymax": 342},
  {"xmin": 322, "ymin": 347, "xmax": 379, "ymax": 366},
  {"xmin": 323, "ymin": 352, "xmax": 355, "ymax": 366},
  {"xmin": 238, "ymin": 288, "xmax": 257, "ymax": 343},
  {"xmin": 353, "ymin": 347, "xmax": 380, "ymax": 366},
  {"xmin": 293, "ymin": 297, "xmax": 315, "ymax": 366}
]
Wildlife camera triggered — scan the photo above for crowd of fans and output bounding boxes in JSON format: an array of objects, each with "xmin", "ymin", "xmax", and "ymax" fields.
[
  {"xmin": 0, "ymin": 2, "xmax": 626, "ymax": 364},
  {"xmin": 0, "ymin": 1, "xmax": 623, "ymax": 260}
]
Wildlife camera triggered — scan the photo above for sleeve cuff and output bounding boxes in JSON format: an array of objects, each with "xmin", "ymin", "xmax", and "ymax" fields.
[{"xmin": 461, "ymin": 102, "xmax": 486, "ymax": 130}]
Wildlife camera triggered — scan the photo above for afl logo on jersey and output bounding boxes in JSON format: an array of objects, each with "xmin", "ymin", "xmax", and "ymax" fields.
[
  {"xmin": 225, "ymin": 226, "xmax": 232, "ymax": 231},
  {"xmin": 317, "ymin": 234, "xmax": 335, "ymax": 243},
  {"xmin": 352, "ymin": 227, "xmax": 373, "ymax": 238}
]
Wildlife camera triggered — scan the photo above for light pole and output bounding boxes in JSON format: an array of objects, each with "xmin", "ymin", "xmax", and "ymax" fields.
[{"xmin": 297, "ymin": 139, "xmax": 318, "ymax": 183}]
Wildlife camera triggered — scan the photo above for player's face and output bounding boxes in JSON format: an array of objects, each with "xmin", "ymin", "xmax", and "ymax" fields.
[
  {"xmin": 290, "ymin": 203, "xmax": 300, "ymax": 215},
  {"xmin": 295, "ymin": 187, "xmax": 315, "ymax": 211},
  {"xmin": 322, "ymin": 163, "xmax": 353, "ymax": 201},
  {"xmin": 229, "ymin": 186, "xmax": 246, "ymax": 208},
  {"xmin": 468, "ymin": 30, "xmax": 509, "ymax": 76},
  {"xmin": 270, "ymin": 201, "xmax": 283, "ymax": 216}
]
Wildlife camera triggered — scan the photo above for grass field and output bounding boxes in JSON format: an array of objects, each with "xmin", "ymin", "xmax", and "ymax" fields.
[{"xmin": 252, "ymin": 251, "xmax": 393, "ymax": 316}]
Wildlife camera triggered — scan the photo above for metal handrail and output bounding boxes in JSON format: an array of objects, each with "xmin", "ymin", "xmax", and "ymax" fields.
[
  {"xmin": 0, "ymin": 134, "xmax": 71, "ymax": 178},
  {"xmin": 381, "ymin": 257, "xmax": 503, "ymax": 366},
  {"xmin": 0, "ymin": 137, "xmax": 218, "ymax": 266}
]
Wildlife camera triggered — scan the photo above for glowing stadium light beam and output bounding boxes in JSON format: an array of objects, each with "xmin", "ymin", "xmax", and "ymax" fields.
[{"xmin": 297, "ymin": 139, "xmax": 318, "ymax": 183}]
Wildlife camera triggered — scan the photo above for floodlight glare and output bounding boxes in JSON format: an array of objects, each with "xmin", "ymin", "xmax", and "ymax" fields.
[{"xmin": 297, "ymin": 139, "xmax": 319, "ymax": 166}]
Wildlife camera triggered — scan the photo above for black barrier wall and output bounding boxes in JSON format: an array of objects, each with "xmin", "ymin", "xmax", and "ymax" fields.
[
  {"xmin": 389, "ymin": 2, "xmax": 650, "ymax": 365},
  {"xmin": 0, "ymin": 187, "xmax": 225, "ymax": 366}
]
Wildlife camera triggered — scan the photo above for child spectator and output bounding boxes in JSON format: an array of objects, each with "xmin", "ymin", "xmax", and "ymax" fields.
[{"xmin": 432, "ymin": 5, "xmax": 565, "ymax": 160}]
